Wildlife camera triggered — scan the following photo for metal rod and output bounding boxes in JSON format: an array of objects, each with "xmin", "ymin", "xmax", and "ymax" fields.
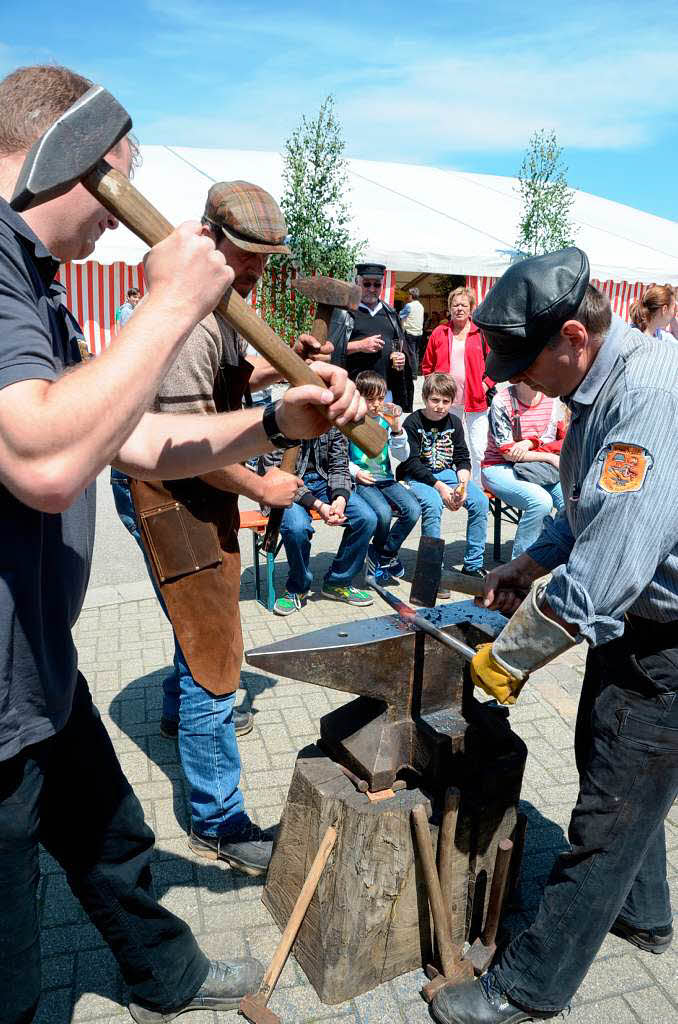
[{"xmin": 366, "ymin": 576, "xmax": 476, "ymax": 663}]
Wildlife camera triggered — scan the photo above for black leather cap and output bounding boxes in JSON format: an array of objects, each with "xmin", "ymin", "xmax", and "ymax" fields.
[{"xmin": 473, "ymin": 247, "xmax": 590, "ymax": 381}]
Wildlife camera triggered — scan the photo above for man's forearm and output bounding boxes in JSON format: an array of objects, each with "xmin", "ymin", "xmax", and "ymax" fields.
[
  {"xmin": 115, "ymin": 406, "xmax": 274, "ymax": 479},
  {"xmin": 199, "ymin": 463, "xmax": 264, "ymax": 501},
  {"xmin": 248, "ymin": 356, "xmax": 283, "ymax": 392}
]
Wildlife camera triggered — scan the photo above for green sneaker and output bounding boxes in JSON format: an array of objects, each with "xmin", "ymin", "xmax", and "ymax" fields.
[
  {"xmin": 321, "ymin": 583, "xmax": 374, "ymax": 607},
  {"xmin": 273, "ymin": 591, "xmax": 307, "ymax": 616}
]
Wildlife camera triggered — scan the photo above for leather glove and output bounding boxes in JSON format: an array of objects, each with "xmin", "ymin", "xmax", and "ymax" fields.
[{"xmin": 470, "ymin": 643, "xmax": 526, "ymax": 705}]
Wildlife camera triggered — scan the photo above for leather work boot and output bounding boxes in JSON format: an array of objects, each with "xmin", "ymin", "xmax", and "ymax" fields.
[
  {"xmin": 160, "ymin": 708, "xmax": 253, "ymax": 740},
  {"xmin": 128, "ymin": 957, "xmax": 264, "ymax": 1022},
  {"xmin": 188, "ymin": 821, "xmax": 276, "ymax": 876},
  {"xmin": 431, "ymin": 974, "xmax": 555, "ymax": 1024},
  {"xmin": 610, "ymin": 916, "xmax": 673, "ymax": 954}
]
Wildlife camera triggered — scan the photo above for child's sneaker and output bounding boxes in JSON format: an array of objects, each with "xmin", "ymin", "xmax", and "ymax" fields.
[
  {"xmin": 273, "ymin": 591, "xmax": 307, "ymax": 616},
  {"xmin": 365, "ymin": 544, "xmax": 382, "ymax": 575},
  {"xmin": 373, "ymin": 564, "xmax": 399, "ymax": 586},
  {"xmin": 381, "ymin": 555, "xmax": 405, "ymax": 579},
  {"xmin": 321, "ymin": 583, "xmax": 374, "ymax": 607}
]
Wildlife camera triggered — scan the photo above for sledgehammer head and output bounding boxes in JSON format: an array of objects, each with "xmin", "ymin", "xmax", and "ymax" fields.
[
  {"xmin": 295, "ymin": 275, "xmax": 361, "ymax": 313},
  {"xmin": 11, "ymin": 85, "xmax": 132, "ymax": 212},
  {"xmin": 238, "ymin": 993, "xmax": 281, "ymax": 1024}
]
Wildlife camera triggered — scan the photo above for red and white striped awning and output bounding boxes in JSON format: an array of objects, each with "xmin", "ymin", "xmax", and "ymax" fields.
[
  {"xmin": 468, "ymin": 274, "xmax": 645, "ymax": 323},
  {"xmin": 58, "ymin": 262, "xmax": 398, "ymax": 354}
]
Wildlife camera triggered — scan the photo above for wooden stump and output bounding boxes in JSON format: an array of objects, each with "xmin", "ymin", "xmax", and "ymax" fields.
[{"xmin": 263, "ymin": 709, "xmax": 526, "ymax": 1004}]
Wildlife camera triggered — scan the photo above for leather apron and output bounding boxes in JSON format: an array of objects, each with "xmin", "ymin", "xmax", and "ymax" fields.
[{"xmin": 130, "ymin": 339, "xmax": 252, "ymax": 696}]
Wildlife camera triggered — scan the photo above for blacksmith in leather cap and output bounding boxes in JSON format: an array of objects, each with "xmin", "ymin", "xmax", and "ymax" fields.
[{"xmin": 433, "ymin": 247, "xmax": 678, "ymax": 1024}]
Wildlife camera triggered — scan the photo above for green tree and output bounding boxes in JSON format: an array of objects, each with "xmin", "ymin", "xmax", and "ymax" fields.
[
  {"xmin": 515, "ymin": 129, "xmax": 575, "ymax": 257},
  {"xmin": 257, "ymin": 96, "xmax": 364, "ymax": 341}
]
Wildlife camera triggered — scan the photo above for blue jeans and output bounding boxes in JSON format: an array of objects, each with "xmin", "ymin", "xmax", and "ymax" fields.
[
  {"xmin": 356, "ymin": 479, "xmax": 421, "ymax": 558},
  {"xmin": 493, "ymin": 623, "xmax": 678, "ymax": 1012},
  {"xmin": 482, "ymin": 462, "xmax": 565, "ymax": 558},
  {"xmin": 111, "ymin": 472, "xmax": 247, "ymax": 838},
  {"xmin": 280, "ymin": 472, "xmax": 377, "ymax": 594},
  {"xmin": 405, "ymin": 469, "xmax": 489, "ymax": 571}
]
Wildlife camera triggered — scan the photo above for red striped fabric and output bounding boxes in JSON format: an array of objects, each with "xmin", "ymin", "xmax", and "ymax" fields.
[{"xmin": 54, "ymin": 263, "xmax": 645, "ymax": 356}]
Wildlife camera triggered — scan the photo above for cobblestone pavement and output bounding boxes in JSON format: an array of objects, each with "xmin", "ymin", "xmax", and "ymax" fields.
[{"xmin": 37, "ymin": 469, "xmax": 676, "ymax": 1023}]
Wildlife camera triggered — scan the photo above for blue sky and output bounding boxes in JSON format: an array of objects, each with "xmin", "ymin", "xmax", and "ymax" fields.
[{"xmin": 2, "ymin": 0, "xmax": 677, "ymax": 220}]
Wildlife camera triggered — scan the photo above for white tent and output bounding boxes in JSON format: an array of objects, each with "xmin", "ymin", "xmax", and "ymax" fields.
[
  {"xmin": 92, "ymin": 145, "xmax": 678, "ymax": 282},
  {"xmin": 63, "ymin": 145, "xmax": 678, "ymax": 352}
]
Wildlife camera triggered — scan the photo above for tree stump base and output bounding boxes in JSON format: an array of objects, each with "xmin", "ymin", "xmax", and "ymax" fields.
[{"xmin": 263, "ymin": 707, "xmax": 527, "ymax": 1004}]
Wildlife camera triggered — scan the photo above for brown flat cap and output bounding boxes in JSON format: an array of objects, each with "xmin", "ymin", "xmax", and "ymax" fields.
[{"xmin": 203, "ymin": 181, "xmax": 291, "ymax": 254}]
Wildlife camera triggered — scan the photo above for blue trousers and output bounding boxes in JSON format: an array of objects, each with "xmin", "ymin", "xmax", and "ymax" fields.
[
  {"xmin": 280, "ymin": 472, "xmax": 377, "ymax": 594},
  {"xmin": 356, "ymin": 479, "xmax": 421, "ymax": 558},
  {"xmin": 482, "ymin": 462, "xmax": 564, "ymax": 558},
  {"xmin": 111, "ymin": 472, "xmax": 247, "ymax": 838},
  {"xmin": 405, "ymin": 469, "xmax": 489, "ymax": 571},
  {"xmin": 493, "ymin": 623, "xmax": 678, "ymax": 1012}
]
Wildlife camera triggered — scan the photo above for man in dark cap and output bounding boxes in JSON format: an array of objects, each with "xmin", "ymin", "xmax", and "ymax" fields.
[
  {"xmin": 432, "ymin": 247, "xmax": 678, "ymax": 1024},
  {"xmin": 112, "ymin": 181, "xmax": 331, "ymax": 878},
  {"xmin": 330, "ymin": 262, "xmax": 413, "ymax": 410}
]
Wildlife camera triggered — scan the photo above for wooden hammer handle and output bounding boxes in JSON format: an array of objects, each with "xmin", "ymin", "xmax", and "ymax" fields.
[
  {"xmin": 412, "ymin": 805, "xmax": 458, "ymax": 979},
  {"xmin": 481, "ymin": 838, "xmax": 513, "ymax": 948},
  {"xmin": 257, "ymin": 825, "xmax": 337, "ymax": 1005},
  {"xmin": 260, "ymin": 445, "xmax": 300, "ymax": 554},
  {"xmin": 86, "ymin": 162, "xmax": 386, "ymax": 458}
]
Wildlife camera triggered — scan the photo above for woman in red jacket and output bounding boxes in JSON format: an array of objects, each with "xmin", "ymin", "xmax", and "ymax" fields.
[{"xmin": 421, "ymin": 286, "xmax": 492, "ymax": 484}]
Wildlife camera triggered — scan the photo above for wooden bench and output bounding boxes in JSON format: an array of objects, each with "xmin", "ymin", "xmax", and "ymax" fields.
[
  {"xmin": 239, "ymin": 507, "xmax": 321, "ymax": 610},
  {"xmin": 484, "ymin": 489, "xmax": 522, "ymax": 561}
]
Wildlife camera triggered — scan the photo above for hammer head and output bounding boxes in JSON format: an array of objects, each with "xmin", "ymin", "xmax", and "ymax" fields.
[
  {"xmin": 238, "ymin": 994, "xmax": 281, "ymax": 1024},
  {"xmin": 11, "ymin": 85, "xmax": 132, "ymax": 212},
  {"xmin": 296, "ymin": 276, "xmax": 361, "ymax": 312}
]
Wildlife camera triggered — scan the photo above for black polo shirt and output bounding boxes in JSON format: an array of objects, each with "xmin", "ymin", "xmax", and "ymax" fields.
[{"xmin": 0, "ymin": 198, "xmax": 94, "ymax": 761}]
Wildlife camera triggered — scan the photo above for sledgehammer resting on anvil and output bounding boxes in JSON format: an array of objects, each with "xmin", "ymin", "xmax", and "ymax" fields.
[{"xmin": 10, "ymin": 85, "xmax": 385, "ymax": 459}]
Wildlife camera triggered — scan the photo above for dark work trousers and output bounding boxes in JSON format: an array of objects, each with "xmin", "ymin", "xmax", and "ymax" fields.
[
  {"xmin": 404, "ymin": 332, "xmax": 422, "ymax": 380},
  {"xmin": 492, "ymin": 618, "xmax": 678, "ymax": 1013},
  {"xmin": 0, "ymin": 675, "xmax": 208, "ymax": 1023}
]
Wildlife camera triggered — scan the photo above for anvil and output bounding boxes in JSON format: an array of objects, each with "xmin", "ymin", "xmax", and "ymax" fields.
[{"xmin": 246, "ymin": 601, "xmax": 506, "ymax": 792}]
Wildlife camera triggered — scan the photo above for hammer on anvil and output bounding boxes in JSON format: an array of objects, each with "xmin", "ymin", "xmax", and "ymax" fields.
[
  {"xmin": 260, "ymin": 275, "xmax": 361, "ymax": 554},
  {"xmin": 10, "ymin": 85, "xmax": 385, "ymax": 459},
  {"xmin": 246, "ymin": 600, "xmax": 507, "ymax": 792}
]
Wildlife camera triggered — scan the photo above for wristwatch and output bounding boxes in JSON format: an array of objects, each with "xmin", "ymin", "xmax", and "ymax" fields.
[{"xmin": 262, "ymin": 401, "xmax": 300, "ymax": 450}]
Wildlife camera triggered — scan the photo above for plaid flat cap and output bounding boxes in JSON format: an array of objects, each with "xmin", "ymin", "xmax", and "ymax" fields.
[{"xmin": 203, "ymin": 181, "xmax": 291, "ymax": 254}]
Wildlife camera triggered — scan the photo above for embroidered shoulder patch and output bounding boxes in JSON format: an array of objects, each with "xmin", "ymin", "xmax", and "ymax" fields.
[{"xmin": 597, "ymin": 443, "xmax": 653, "ymax": 494}]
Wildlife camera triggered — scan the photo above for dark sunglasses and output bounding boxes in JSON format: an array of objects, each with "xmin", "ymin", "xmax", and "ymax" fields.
[{"xmin": 362, "ymin": 280, "xmax": 382, "ymax": 289}]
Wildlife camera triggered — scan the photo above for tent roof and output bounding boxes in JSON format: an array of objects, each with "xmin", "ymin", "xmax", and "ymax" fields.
[{"xmin": 91, "ymin": 145, "xmax": 678, "ymax": 285}]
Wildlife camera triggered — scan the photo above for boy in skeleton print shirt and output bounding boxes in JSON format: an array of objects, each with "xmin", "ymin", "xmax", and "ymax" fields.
[{"xmin": 397, "ymin": 373, "xmax": 490, "ymax": 580}]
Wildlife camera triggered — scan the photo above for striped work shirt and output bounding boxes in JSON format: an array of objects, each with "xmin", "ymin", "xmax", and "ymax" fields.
[{"xmin": 527, "ymin": 315, "xmax": 678, "ymax": 646}]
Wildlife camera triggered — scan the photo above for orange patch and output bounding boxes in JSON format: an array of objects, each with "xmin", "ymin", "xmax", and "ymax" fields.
[{"xmin": 597, "ymin": 443, "xmax": 652, "ymax": 494}]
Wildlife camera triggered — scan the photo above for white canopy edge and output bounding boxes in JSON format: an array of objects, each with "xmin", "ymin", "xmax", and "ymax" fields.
[{"xmin": 87, "ymin": 145, "xmax": 678, "ymax": 286}]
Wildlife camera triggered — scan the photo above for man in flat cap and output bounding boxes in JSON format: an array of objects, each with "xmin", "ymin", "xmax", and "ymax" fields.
[
  {"xmin": 112, "ymin": 181, "xmax": 331, "ymax": 878},
  {"xmin": 330, "ymin": 262, "xmax": 413, "ymax": 410},
  {"xmin": 432, "ymin": 246, "xmax": 678, "ymax": 1024}
]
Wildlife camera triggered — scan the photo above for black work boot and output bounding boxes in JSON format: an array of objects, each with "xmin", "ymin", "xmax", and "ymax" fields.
[
  {"xmin": 431, "ymin": 974, "xmax": 554, "ymax": 1024},
  {"xmin": 610, "ymin": 916, "xmax": 673, "ymax": 954},
  {"xmin": 188, "ymin": 821, "xmax": 276, "ymax": 876},
  {"xmin": 128, "ymin": 957, "xmax": 264, "ymax": 1022}
]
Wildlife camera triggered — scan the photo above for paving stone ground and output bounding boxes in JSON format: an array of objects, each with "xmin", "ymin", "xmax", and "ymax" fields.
[{"xmin": 36, "ymin": 397, "xmax": 677, "ymax": 1023}]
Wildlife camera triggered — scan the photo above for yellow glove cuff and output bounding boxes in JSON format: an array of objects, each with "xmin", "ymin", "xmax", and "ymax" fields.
[{"xmin": 470, "ymin": 643, "xmax": 525, "ymax": 706}]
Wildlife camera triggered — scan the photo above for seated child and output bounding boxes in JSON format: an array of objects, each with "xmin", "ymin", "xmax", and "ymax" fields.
[
  {"xmin": 271, "ymin": 427, "xmax": 378, "ymax": 616},
  {"xmin": 396, "ymin": 372, "xmax": 489, "ymax": 579},
  {"xmin": 350, "ymin": 371, "xmax": 421, "ymax": 583}
]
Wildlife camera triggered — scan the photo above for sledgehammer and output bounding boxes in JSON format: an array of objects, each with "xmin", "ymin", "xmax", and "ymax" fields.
[
  {"xmin": 11, "ymin": 85, "xmax": 385, "ymax": 459},
  {"xmin": 239, "ymin": 825, "xmax": 338, "ymax": 1024}
]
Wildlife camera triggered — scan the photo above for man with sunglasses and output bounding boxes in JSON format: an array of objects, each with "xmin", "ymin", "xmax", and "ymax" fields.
[
  {"xmin": 330, "ymin": 261, "xmax": 413, "ymax": 410},
  {"xmin": 112, "ymin": 181, "xmax": 332, "ymax": 878}
]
